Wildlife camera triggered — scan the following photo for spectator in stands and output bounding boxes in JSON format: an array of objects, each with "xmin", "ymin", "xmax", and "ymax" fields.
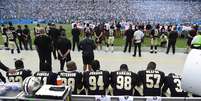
[
  {"xmin": 138, "ymin": 61, "xmax": 165, "ymax": 96},
  {"xmin": 34, "ymin": 28, "xmax": 52, "ymax": 71},
  {"xmin": 57, "ymin": 33, "xmax": 71, "ymax": 71},
  {"xmin": 133, "ymin": 25, "xmax": 144, "ymax": 57},
  {"xmin": 72, "ymin": 24, "xmax": 81, "ymax": 51},
  {"xmin": 83, "ymin": 60, "xmax": 110, "ymax": 95},
  {"xmin": 166, "ymin": 27, "xmax": 178, "ymax": 54},
  {"xmin": 58, "ymin": 61, "xmax": 83, "ymax": 94},
  {"xmin": 23, "ymin": 25, "xmax": 32, "ymax": 50},
  {"xmin": 123, "ymin": 24, "xmax": 134, "ymax": 53},
  {"xmin": 110, "ymin": 64, "xmax": 138, "ymax": 96},
  {"xmin": 16, "ymin": 25, "xmax": 27, "ymax": 50},
  {"xmin": 79, "ymin": 33, "xmax": 96, "ymax": 71}
]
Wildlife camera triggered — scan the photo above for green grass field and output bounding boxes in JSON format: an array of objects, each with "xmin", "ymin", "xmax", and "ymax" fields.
[{"xmin": 0, "ymin": 24, "xmax": 187, "ymax": 48}]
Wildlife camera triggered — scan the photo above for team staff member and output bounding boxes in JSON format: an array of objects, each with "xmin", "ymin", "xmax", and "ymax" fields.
[
  {"xmin": 79, "ymin": 33, "xmax": 96, "ymax": 71},
  {"xmin": 23, "ymin": 25, "xmax": 32, "ymax": 50},
  {"xmin": 191, "ymin": 31, "xmax": 201, "ymax": 49},
  {"xmin": 123, "ymin": 24, "xmax": 134, "ymax": 53},
  {"xmin": 133, "ymin": 25, "xmax": 144, "ymax": 57},
  {"xmin": 1, "ymin": 24, "xmax": 8, "ymax": 48},
  {"xmin": 34, "ymin": 28, "xmax": 52, "ymax": 71},
  {"xmin": 57, "ymin": 34, "xmax": 71, "ymax": 71},
  {"xmin": 166, "ymin": 27, "xmax": 178, "ymax": 54},
  {"xmin": 16, "ymin": 25, "xmax": 27, "ymax": 50},
  {"xmin": 72, "ymin": 24, "xmax": 81, "ymax": 51}
]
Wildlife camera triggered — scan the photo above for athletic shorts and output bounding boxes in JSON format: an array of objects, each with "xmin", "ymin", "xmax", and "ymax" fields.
[{"xmin": 82, "ymin": 55, "xmax": 94, "ymax": 65}]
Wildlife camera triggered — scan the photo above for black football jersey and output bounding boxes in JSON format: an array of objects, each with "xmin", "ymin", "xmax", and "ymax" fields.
[
  {"xmin": 6, "ymin": 69, "xmax": 32, "ymax": 84},
  {"xmin": 110, "ymin": 70, "xmax": 138, "ymax": 96},
  {"xmin": 162, "ymin": 74, "xmax": 188, "ymax": 97},
  {"xmin": 58, "ymin": 71, "xmax": 83, "ymax": 94},
  {"xmin": 83, "ymin": 70, "xmax": 110, "ymax": 95},
  {"xmin": 34, "ymin": 71, "xmax": 57, "ymax": 85},
  {"xmin": 138, "ymin": 70, "xmax": 165, "ymax": 96}
]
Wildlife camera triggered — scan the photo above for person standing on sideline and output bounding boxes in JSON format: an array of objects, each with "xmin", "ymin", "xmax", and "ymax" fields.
[
  {"xmin": 150, "ymin": 26, "xmax": 159, "ymax": 53},
  {"xmin": 23, "ymin": 25, "xmax": 32, "ymax": 50},
  {"xmin": 16, "ymin": 25, "xmax": 27, "ymax": 50},
  {"xmin": 191, "ymin": 31, "xmax": 201, "ymax": 49},
  {"xmin": 106, "ymin": 25, "xmax": 115, "ymax": 52},
  {"xmin": 57, "ymin": 33, "xmax": 71, "ymax": 71},
  {"xmin": 185, "ymin": 27, "xmax": 197, "ymax": 53},
  {"xmin": 1, "ymin": 24, "xmax": 8, "ymax": 48},
  {"xmin": 79, "ymin": 33, "xmax": 96, "ymax": 71},
  {"xmin": 166, "ymin": 27, "xmax": 178, "ymax": 54},
  {"xmin": 72, "ymin": 24, "xmax": 81, "ymax": 51},
  {"xmin": 123, "ymin": 24, "xmax": 134, "ymax": 53},
  {"xmin": 34, "ymin": 28, "xmax": 52, "ymax": 71},
  {"xmin": 133, "ymin": 25, "xmax": 144, "ymax": 57}
]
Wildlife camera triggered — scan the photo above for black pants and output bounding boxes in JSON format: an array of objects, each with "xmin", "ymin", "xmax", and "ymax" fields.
[
  {"xmin": 59, "ymin": 58, "xmax": 71, "ymax": 71},
  {"xmin": 18, "ymin": 37, "xmax": 27, "ymax": 50},
  {"xmin": 72, "ymin": 39, "xmax": 79, "ymax": 51},
  {"xmin": 133, "ymin": 43, "xmax": 141, "ymax": 57},
  {"xmin": 52, "ymin": 41, "xmax": 58, "ymax": 59},
  {"xmin": 166, "ymin": 41, "xmax": 176, "ymax": 54},
  {"xmin": 38, "ymin": 51, "xmax": 52, "ymax": 71},
  {"xmin": 124, "ymin": 40, "xmax": 132, "ymax": 52}
]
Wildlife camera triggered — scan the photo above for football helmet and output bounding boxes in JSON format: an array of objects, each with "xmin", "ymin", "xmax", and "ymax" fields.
[{"xmin": 22, "ymin": 76, "xmax": 41, "ymax": 96}]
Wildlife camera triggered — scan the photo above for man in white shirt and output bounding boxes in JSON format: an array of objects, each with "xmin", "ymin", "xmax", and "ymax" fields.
[{"xmin": 133, "ymin": 25, "xmax": 144, "ymax": 57}]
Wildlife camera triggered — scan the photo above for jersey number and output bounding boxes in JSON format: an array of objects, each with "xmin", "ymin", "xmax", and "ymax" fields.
[
  {"xmin": 89, "ymin": 76, "xmax": 104, "ymax": 91},
  {"xmin": 116, "ymin": 76, "xmax": 132, "ymax": 90},
  {"xmin": 146, "ymin": 74, "xmax": 161, "ymax": 88},
  {"xmin": 8, "ymin": 76, "xmax": 23, "ymax": 83},
  {"xmin": 173, "ymin": 79, "xmax": 183, "ymax": 92},
  {"xmin": 38, "ymin": 77, "xmax": 48, "ymax": 84},
  {"xmin": 61, "ymin": 78, "xmax": 75, "ymax": 91}
]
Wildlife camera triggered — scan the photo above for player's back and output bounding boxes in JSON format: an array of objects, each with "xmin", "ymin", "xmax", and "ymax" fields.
[
  {"xmin": 34, "ymin": 71, "xmax": 57, "ymax": 85},
  {"xmin": 111, "ymin": 70, "xmax": 138, "ymax": 96},
  {"xmin": 83, "ymin": 70, "xmax": 110, "ymax": 95},
  {"xmin": 138, "ymin": 69, "xmax": 165, "ymax": 96},
  {"xmin": 6, "ymin": 69, "xmax": 32, "ymax": 84},
  {"xmin": 58, "ymin": 71, "xmax": 83, "ymax": 94},
  {"xmin": 163, "ymin": 74, "xmax": 188, "ymax": 97}
]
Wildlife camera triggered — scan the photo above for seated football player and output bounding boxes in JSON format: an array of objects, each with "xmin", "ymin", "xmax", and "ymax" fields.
[
  {"xmin": 83, "ymin": 60, "xmax": 110, "ymax": 95},
  {"xmin": 58, "ymin": 61, "xmax": 83, "ymax": 94},
  {"xmin": 110, "ymin": 64, "xmax": 139, "ymax": 96},
  {"xmin": 6, "ymin": 59, "xmax": 32, "ymax": 84},
  {"xmin": 138, "ymin": 61, "xmax": 165, "ymax": 96},
  {"xmin": 162, "ymin": 73, "xmax": 188, "ymax": 97},
  {"xmin": 34, "ymin": 63, "xmax": 57, "ymax": 85}
]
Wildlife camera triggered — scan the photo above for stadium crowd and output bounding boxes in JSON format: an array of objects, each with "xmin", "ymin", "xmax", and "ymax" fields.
[{"xmin": 1, "ymin": 0, "xmax": 201, "ymax": 23}]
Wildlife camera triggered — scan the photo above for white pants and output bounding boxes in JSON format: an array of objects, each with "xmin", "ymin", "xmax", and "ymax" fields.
[
  {"xmin": 8, "ymin": 41, "xmax": 16, "ymax": 50},
  {"xmin": 2, "ymin": 35, "xmax": 7, "ymax": 43},
  {"xmin": 108, "ymin": 36, "xmax": 114, "ymax": 45}
]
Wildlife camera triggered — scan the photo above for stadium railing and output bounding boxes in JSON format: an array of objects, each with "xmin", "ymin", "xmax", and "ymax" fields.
[{"xmin": 71, "ymin": 95, "xmax": 201, "ymax": 101}]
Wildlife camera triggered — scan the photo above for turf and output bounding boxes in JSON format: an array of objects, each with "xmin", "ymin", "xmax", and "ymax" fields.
[{"xmin": 0, "ymin": 24, "xmax": 187, "ymax": 48}]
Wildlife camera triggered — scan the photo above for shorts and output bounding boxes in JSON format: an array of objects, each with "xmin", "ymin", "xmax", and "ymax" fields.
[
  {"xmin": 108, "ymin": 36, "xmax": 114, "ymax": 45},
  {"xmin": 82, "ymin": 55, "xmax": 94, "ymax": 65}
]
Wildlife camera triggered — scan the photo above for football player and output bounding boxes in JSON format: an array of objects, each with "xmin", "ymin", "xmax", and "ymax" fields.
[
  {"xmin": 110, "ymin": 64, "xmax": 139, "ymax": 96},
  {"xmin": 58, "ymin": 61, "xmax": 83, "ymax": 94},
  {"xmin": 138, "ymin": 61, "xmax": 165, "ymax": 96},
  {"xmin": 6, "ymin": 59, "xmax": 32, "ymax": 84},
  {"xmin": 83, "ymin": 60, "xmax": 110, "ymax": 95},
  {"xmin": 162, "ymin": 73, "xmax": 188, "ymax": 97},
  {"xmin": 34, "ymin": 63, "xmax": 57, "ymax": 85}
]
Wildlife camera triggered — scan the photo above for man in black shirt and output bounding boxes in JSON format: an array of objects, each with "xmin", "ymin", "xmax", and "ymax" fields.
[
  {"xmin": 83, "ymin": 60, "xmax": 110, "ymax": 95},
  {"xmin": 162, "ymin": 73, "xmax": 188, "ymax": 97},
  {"xmin": 1, "ymin": 24, "xmax": 8, "ymax": 48},
  {"xmin": 123, "ymin": 24, "xmax": 134, "ymax": 53},
  {"xmin": 110, "ymin": 64, "xmax": 138, "ymax": 96},
  {"xmin": 23, "ymin": 25, "xmax": 32, "ymax": 50},
  {"xmin": 166, "ymin": 27, "xmax": 178, "ymax": 54},
  {"xmin": 58, "ymin": 61, "xmax": 83, "ymax": 94},
  {"xmin": 48, "ymin": 24, "xmax": 60, "ymax": 59},
  {"xmin": 138, "ymin": 61, "xmax": 165, "ymax": 96},
  {"xmin": 34, "ymin": 28, "xmax": 52, "ymax": 71},
  {"xmin": 72, "ymin": 24, "xmax": 81, "ymax": 51},
  {"xmin": 6, "ymin": 59, "xmax": 32, "ymax": 84},
  {"xmin": 16, "ymin": 25, "xmax": 27, "ymax": 50},
  {"xmin": 57, "ymin": 34, "xmax": 71, "ymax": 71},
  {"xmin": 79, "ymin": 33, "xmax": 96, "ymax": 71}
]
